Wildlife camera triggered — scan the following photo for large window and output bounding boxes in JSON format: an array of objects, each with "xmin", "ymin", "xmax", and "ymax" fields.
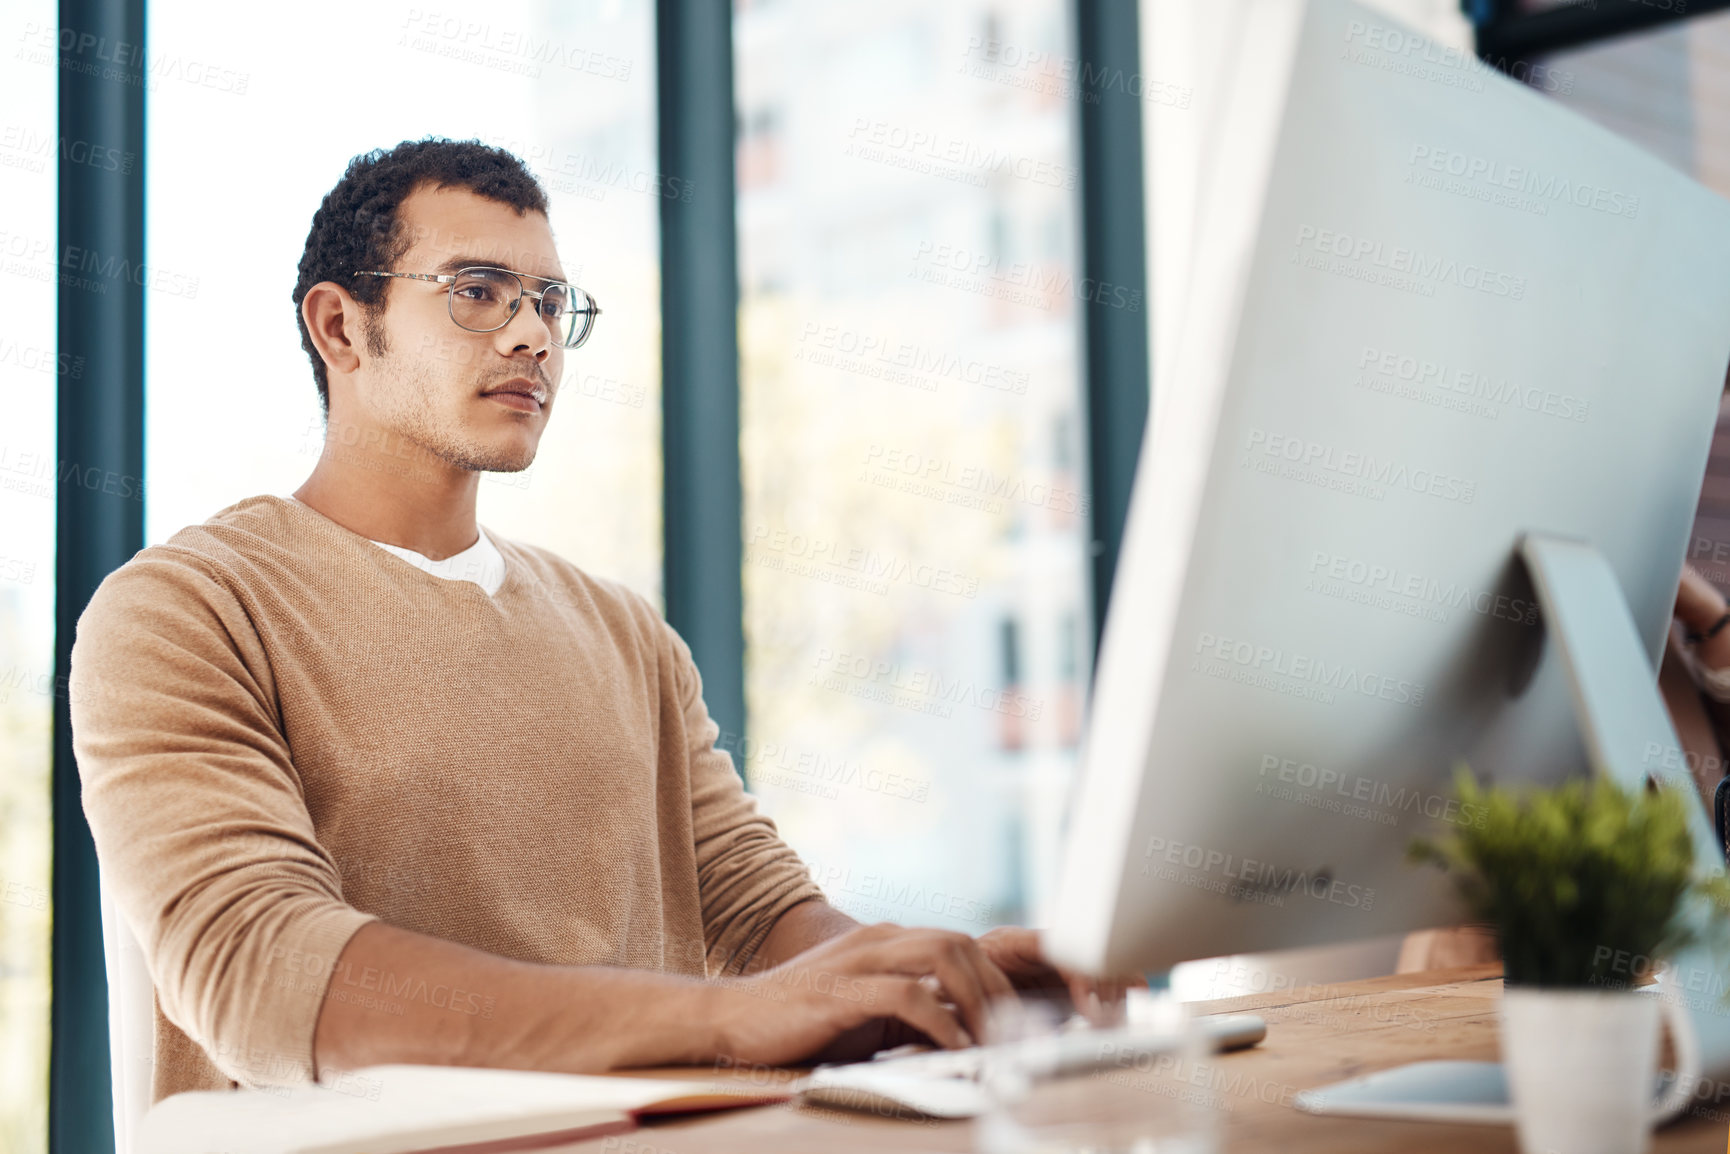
[
  {"xmin": 1534, "ymin": 14, "xmax": 1730, "ymax": 585},
  {"xmin": 734, "ymin": 0, "xmax": 1092, "ymax": 932},
  {"xmin": 0, "ymin": 4, "xmax": 58, "ymax": 1150},
  {"xmin": 1536, "ymin": 11, "xmax": 1730, "ymax": 204},
  {"xmin": 146, "ymin": 0, "xmax": 662, "ymax": 596}
]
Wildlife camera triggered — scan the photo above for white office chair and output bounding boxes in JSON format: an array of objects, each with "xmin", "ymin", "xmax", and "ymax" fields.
[{"xmin": 98, "ymin": 868, "xmax": 155, "ymax": 1154}]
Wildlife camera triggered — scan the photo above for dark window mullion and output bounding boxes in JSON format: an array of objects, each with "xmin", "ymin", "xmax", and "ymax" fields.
[
  {"xmin": 657, "ymin": 0, "xmax": 746, "ymax": 765},
  {"xmin": 1073, "ymin": 0, "xmax": 1152, "ymax": 663},
  {"xmin": 54, "ymin": 0, "xmax": 148, "ymax": 1151},
  {"xmin": 1471, "ymin": 0, "xmax": 1730, "ymax": 66}
]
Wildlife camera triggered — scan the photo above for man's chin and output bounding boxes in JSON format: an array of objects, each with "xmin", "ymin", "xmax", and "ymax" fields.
[
  {"xmin": 437, "ymin": 435, "xmax": 538, "ymax": 476},
  {"xmin": 462, "ymin": 420, "xmax": 543, "ymax": 472},
  {"xmin": 477, "ymin": 450, "xmax": 537, "ymax": 475}
]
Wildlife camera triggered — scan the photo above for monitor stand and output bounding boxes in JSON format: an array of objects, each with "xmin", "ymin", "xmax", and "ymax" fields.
[{"xmin": 1296, "ymin": 533, "xmax": 1730, "ymax": 1126}]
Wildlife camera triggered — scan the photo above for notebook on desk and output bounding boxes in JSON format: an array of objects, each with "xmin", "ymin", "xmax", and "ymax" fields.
[{"xmin": 136, "ymin": 1064, "xmax": 789, "ymax": 1154}]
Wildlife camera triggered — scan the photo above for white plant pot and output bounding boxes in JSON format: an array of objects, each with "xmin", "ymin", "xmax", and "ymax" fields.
[{"xmin": 1500, "ymin": 986, "xmax": 1696, "ymax": 1154}]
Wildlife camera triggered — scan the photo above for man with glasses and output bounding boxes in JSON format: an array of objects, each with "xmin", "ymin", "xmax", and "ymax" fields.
[{"xmin": 69, "ymin": 138, "xmax": 1116, "ymax": 1103}]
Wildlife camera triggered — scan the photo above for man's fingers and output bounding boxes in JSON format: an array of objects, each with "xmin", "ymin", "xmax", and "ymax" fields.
[
  {"xmin": 880, "ymin": 977, "xmax": 973, "ymax": 1049},
  {"xmin": 796, "ymin": 923, "xmax": 1151, "ymax": 1053},
  {"xmin": 931, "ymin": 936, "xmax": 1019, "ymax": 1042},
  {"xmin": 969, "ymin": 942, "xmax": 1019, "ymax": 1003},
  {"xmin": 1062, "ymin": 971, "xmax": 1148, "ymax": 1025},
  {"xmin": 931, "ymin": 955, "xmax": 999, "ymax": 1042},
  {"xmin": 856, "ymin": 930, "xmax": 1013, "ymax": 1043}
]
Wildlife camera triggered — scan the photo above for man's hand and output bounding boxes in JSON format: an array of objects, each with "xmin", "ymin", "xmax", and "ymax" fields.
[
  {"xmin": 974, "ymin": 926, "xmax": 1145, "ymax": 1024},
  {"xmin": 707, "ymin": 922, "xmax": 1016, "ymax": 1067}
]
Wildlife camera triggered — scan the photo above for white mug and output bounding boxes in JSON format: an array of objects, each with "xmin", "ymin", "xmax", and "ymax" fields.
[{"xmin": 1500, "ymin": 986, "xmax": 1699, "ymax": 1154}]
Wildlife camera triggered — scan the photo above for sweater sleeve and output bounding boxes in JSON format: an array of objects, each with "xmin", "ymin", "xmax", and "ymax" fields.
[
  {"xmin": 69, "ymin": 551, "xmax": 375, "ymax": 1088},
  {"xmin": 664, "ymin": 624, "xmax": 826, "ymax": 976}
]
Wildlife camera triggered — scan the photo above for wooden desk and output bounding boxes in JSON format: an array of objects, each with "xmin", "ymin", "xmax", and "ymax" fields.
[{"xmin": 544, "ymin": 965, "xmax": 1729, "ymax": 1153}]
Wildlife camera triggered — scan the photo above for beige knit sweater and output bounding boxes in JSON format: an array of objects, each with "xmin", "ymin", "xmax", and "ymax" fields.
[{"xmin": 69, "ymin": 495, "xmax": 824, "ymax": 1102}]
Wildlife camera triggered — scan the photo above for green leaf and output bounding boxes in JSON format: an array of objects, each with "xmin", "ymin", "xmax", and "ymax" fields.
[{"xmin": 1406, "ymin": 766, "xmax": 1726, "ymax": 988}]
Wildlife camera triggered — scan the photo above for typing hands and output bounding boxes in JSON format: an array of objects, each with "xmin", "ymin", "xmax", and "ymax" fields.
[{"xmin": 709, "ymin": 922, "xmax": 1143, "ymax": 1067}]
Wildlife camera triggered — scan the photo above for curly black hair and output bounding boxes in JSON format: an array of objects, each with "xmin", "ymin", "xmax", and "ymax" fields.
[{"xmin": 293, "ymin": 138, "xmax": 550, "ymax": 414}]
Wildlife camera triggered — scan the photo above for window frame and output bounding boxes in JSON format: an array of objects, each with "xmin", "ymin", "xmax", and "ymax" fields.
[
  {"xmin": 53, "ymin": 1, "xmax": 147, "ymax": 1151},
  {"xmin": 1467, "ymin": 0, "xmax": 1730, "ymax": 64}
]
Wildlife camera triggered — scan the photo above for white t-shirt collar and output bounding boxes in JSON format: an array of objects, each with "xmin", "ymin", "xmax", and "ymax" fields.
[{"xmin": 285, "ymin": 495, "xmax": 506, "ymax": 596}]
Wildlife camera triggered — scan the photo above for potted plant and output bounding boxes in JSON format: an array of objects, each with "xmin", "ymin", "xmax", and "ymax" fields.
[{"xmin": 1410, "ymin": 768, "xmax": 1730, "ymax": 1154}]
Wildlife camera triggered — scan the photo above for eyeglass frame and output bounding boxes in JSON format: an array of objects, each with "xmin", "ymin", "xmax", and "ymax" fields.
[{"xmin": 351, "ymin": 266, "xmax": 602, "ymax": 349}]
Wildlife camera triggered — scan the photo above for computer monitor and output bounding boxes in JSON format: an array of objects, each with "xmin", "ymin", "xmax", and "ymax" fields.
[{"xmin": 1047, "ymin": 0, "xmax": 1730, "ymax": 983}]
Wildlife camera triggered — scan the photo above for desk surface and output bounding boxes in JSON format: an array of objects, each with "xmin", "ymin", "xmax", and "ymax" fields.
[{"xmin": 544, "ymin": 964, "xmax": 1728, "ymax": 1153}]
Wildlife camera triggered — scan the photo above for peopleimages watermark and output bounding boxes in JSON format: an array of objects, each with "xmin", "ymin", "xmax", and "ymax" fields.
[
  {"xmin": 747, "ymin": 536, "xmax": 888, "ymax": 597},
  {"xmin": 561, "ymin": 371, "xmax": 648, "ymax": 409},
  {"xmin": 1140, "ymin": 835, "xmax": 1378, "ymax": 911},
  {"xmin": 1256, "ymin": 753, "xmax": 1486, "ymax": 830},
  {"xmin": 1202, "ymin": 958, "xmax": 1443, "ymax": 1033},
  {"xmin": 397, "ymin": 9, "xmax": 633, "ymax": 81},
  {"xmin": 0, "ymin": 443, "xmax": 145, "ymax": 504},
  {"xmin": 268, "ymin": 945, "xmax": 497, "ymax": 1019},
  {"xmin": 1292, "ymin": 225, "xmax": 1527, "ymax": 302},
  {"xmin": 1192, "ymin": 630, "xmax": 1427, "ymax": 708},
  {"xmin": 1355, "ymin": 345, "xmax": 1589, "ymax": 425},
  {"xmin": 1091, "ymin": 1051, "xmax": 1288, "ymax": 1113},
  {"xmin": 911, "ymin": 240, "xmax": 1142, "ymax": 313},
  {"xmin": 717, "ymin": 729, "xmax": 932, "ymax": 805},
  {"xmin": 1406, "ymin": 144, "xmax": 1638, "ymax": 220},
  {"xmin": 378, "ymin": 227, "xmax": 579, "ymax": 284},
  {"xmin": 332, "ymin": 856, "xmax": 443, "ymax": 903},
  {"xmin": 0, "ymin": 338, "xmax": 84, "ymax": 379},
  {"xmin": 0, "ymin": 228, "xmax": 200, "ymax": 299},
  {"xmin": 410, "ymin": 336, "xmax": 642, "ymax": 409},
  {"xmin": 0, "ymin": 555, "xmax": 40, "ymax": 586},
  {"xmin": 808, "ymin": 646, "xmax": 1043, "ymax": 723},
  {"xmin": 1693, "ymin": 536, "xmax": 1730, "ymax": 566},
  {"xmin": 1306, "ymin": 549, "xmax": 1540, "ymax": 628},
  {"xmin": 845, "ymin": 118, "xmax": 1077, "ymax": 190},
  {"xmin": 727, "ymin": 964, "xmax": 878, "ymax": 1008},
  {"xmin": 482, "ymin": 132, "xmax": 691, "ymax": 203},
  {"xmin": 1242, "ymin": 427, "xmax": 1478, "ymax": 505},
  {"xmin": 1587, "ymin": 948, "xmax": 1727, "ymax": 1008},
  {"xmin": 746, "ymin": 523, "xmax": 980, "ymax": 599},
  {"xmin": 710, "ymin": 1056, "xmax": 940, "ymax": 1127},
  {"xmin": 0, "ymin": 124, "xmax": 135, "ymax": 176},
  {"xmin": 16, "ymin": 21, "xmax": 252, "ymax": 95},
  {"xmin": 957, "ymin": 35, "xmax": 1193, "ymax": 109},
  {"xmin": 806, "ymin": 860, "xmax": 997, "ymax": 927},
  {"xmin": 298, "ymin": 416, "xmax": 535, "ymax": 492},
  {"xmin": 1569, "ymin": 957, "xmax": 1730, "ymax": 1126},
  {"xmin": 416, "ymin": 340, "xmax": 646, "ymax": 410},
  {"xmin": 794, "ymin": 322, "xmax": 1029, "ymax": 395},
  {"xmin": 205, "ymin": 1040, "xmax": 384, "ymax": 1101},
  {"xmin": 1340, "ymin": 18, "xmax": 1576, "ymax": 96},
  {"xmin": 600, "ymin": 1138, "xmax": 679, "ymax": 1154},
  {"xmin": 1, "ymin": 878, "xmax": 48, "ymax": 911},
  {"xmin": 1642, "ymin": 739, "xmax": 1726, "ymax": 787},
  {"xmin": 0, "ymin": 664, "xmax": 96, "ymax": 707},
  {"xmin": 861, "ymin": 444, "xmax": 1088, "ymax": 517}
]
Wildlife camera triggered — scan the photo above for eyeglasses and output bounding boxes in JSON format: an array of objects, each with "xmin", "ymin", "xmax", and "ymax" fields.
[{"xmin": 353, "ymin": 266, "xmax": 601, "ymax": 349}]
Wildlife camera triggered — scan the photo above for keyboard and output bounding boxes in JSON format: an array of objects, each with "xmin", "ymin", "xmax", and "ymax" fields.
[{"xmin": 798, "ymin": 1012, "xmax": 1267, "ymax": 1120}]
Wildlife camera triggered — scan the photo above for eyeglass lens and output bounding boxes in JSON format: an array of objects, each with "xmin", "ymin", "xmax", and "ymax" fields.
[{"xmin": 448, "ymin": 267, "xmax": 595, "ymax": 348}]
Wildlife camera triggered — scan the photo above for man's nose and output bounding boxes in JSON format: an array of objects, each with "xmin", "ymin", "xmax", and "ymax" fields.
[{"xmin": 497, "ymin": 295, "xmax": 554, "ymax": 360}]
